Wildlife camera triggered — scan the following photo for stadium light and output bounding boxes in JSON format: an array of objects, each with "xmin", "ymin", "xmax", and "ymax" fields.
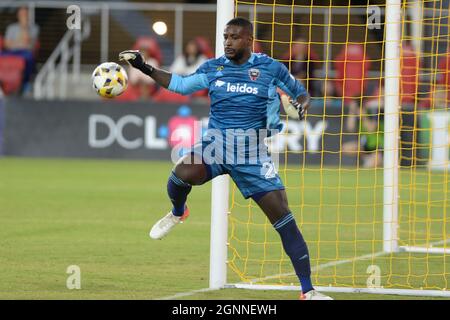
[{"xmin": 152, "ymin": 21, "xmax": 167, "ymax": 35}]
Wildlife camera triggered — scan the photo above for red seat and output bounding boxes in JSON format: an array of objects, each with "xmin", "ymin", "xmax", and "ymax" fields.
[
  {"xmin": 114, "ymin": 83, "xmax": 157, "ymax": 102},
  {"xmin": 114, "ymin": 84, "xmax": 140, "ymax": 101},
  {"xmin": 0, "ymin": 55, "xmax": 25, "ymax": 94},
  {"xmin": 437, "ymin": 51, "xmax": 450, "ymax": 103},
  {"xmin": 132, "ymin": 36, "xmax": 163, "ymax": 66},
  {"xmin": 417, "ymin": 50, "xmax": 450, "ymax": 109},
  {"xmin": 281, "ymin": 41, "xmax": 320, "ymax": 64},
  {"xmin": 191, "ymin": 88, "xmax": 208, "ymax": 98},
  {"xmin": 152, "ymin": 87, "xmax": 190, "ymax": 103},
  {"xmin": 438, "ymin": 51, "xmax": 450, "ymax": 86},
  {"xmin": 400, "ymin": 43, "xmax": 420, "ymax": 104},
  {"xmin": 334, "ymin": 43, "xmax": 371, "ymax": 102},
  {"xmin": 195, "ymin": 36, "xmax": 214, "ymax": 59}
]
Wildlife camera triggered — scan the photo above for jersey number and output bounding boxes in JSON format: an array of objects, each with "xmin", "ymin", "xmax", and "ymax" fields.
[{"xmin": 261, "ymin": 161, "xmax": 277, "ymax": 179}]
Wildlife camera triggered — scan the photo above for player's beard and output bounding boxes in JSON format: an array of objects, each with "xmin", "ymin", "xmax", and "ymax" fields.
[{"xmin": 228, "ymin": 48, "xmax": 245, "ymax": 62}]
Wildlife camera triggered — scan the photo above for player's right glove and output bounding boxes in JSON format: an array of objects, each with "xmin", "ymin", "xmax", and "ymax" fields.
[
  {"xmin": 281, "ymin": 94, "xmax": 307, "ymax": 120},
  {"xmin": 118, "ymin": 50, "xmax": 155, "ymax": 76}
]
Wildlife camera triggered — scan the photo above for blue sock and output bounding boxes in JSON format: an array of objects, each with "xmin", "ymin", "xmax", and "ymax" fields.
[
  {"xmin": 273, "ymin": 213, "xmax": 314, "ymax": 293},
  {"xmin": 167, "ymin": 171, "xmax": 192, "ymax": 216}
]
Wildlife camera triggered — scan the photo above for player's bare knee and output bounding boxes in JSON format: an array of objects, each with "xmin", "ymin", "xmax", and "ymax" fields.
[
  {"xmin": 173, "ymin": 164, "xmax": 192, "ymax": 185},
  {"xmin": 173, "ymin": 162, "xmax": 206, "ymax": 186},
  {"xmin": 278, "ymin": 203, "xmax": 291, "ymax": 219}
]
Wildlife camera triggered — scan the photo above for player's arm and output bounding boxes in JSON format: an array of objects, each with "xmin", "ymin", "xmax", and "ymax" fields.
[
  {"xmin": 118, "ymin": 50, "xmax": 208, "ymax": 94},
  {"xmin": 273, "ymin": 61, "xmax": 310, "ymax": 120}
]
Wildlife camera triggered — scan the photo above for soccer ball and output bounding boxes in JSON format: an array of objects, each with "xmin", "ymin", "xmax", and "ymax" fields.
[{"xmin": 92, "ymin": 62, "xmax": 128, "ymax": 98}]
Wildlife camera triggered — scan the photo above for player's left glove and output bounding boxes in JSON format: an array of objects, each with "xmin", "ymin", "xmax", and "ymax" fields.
[
  {"xmin": 118, "ymin": 50, "xmax": 155, "ymax": 76},
  {"xmin": 281, "ymin": 95, "xmax": 307, "ymax": 120}
]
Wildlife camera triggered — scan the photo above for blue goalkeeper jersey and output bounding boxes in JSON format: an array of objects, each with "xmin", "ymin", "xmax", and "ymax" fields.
[{"xmin": 168, "ymin": 53, "xmax": 307, "ymax": 131}]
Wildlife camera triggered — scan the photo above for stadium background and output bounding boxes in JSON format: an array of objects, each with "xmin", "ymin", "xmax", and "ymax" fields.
[{"xmin": 0, "ymin": 0, "xmax": 449, "ymax": 300}]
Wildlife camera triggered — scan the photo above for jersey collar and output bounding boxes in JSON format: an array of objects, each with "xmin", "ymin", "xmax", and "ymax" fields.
[{"xmin": 224, "ymin": 52, "xmax": 256, "ymax": 64}]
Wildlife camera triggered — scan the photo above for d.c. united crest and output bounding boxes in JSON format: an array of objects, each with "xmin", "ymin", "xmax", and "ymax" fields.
[{"xmin": 248, "ymin": 68, "xmax": 260, "ymax": 81}]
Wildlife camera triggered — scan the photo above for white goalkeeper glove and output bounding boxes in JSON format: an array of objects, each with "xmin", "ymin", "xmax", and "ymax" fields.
[{"xmin": 281, "ymin": 94, "xmax": 307, "ymax": 120}]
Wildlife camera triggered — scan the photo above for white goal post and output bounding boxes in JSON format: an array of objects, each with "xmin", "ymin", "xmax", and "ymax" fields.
[
  {"xmin": 209, "ymin": 0, "xmax": 233, "ymax": 290},
  {"xmin": 383, "ymin": 0, "xmax": 450, "ymax": 256},
  {"xmin": 209, "ymin": 0, "xmax": 450, "ymax": 297}
]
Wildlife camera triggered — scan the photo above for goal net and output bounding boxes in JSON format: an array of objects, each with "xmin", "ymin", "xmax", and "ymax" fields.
[{"xmin": 211, "ymin": 0, "xmax": 450, "ymax": 296}]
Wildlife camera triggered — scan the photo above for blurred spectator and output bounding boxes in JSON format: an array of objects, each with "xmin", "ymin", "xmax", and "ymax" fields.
[
  {"xmin": 438, "ymin": 49, "xmax": 450, "ymax": 86},
  {"xmin": 437, "ymin": 49, "xmax": 450, "ymax": 106},
  {"xmin": 282, "ymin": 38, "xmax": 320, "ymax": 96},
  {"xmin": 342, "ymin": 84, "xmax": 384, "ymax": 168},
  {"xmin": 430, "ymin": 84, "xmax": 448, "ymax": 110},
  {"xmin": 125, "ymin": 47, "xmax": 160, "ymax": 101},
  {"xmin": 2, "ymin": 6, "xmax": 39, "ymax": 93},
  {"xmin": 118, "ymin": 38, "xmax": 162, "ymax": 101},
  {"xmin": 194, "ymin": 36, "xmax": 214, "ymax": 59},
  {"xmin": 420, "ymin": 83, "xmax": 450, "ymax": 110},
  {"xmin": 169, "ymin": 38, "xmax": 210, "ymax": 101},
  {"xmin": 311, "ymin": 79, "xmax": 342, "ymax": 109},
  {"xmin": 0, "ymin": 55, "xmax": 26, "ymax": 95},
  {"xmin": 334, "ymin": 43, "xmax": 372, "ymax": 132},
  {"xmin": 400, "ymin": 41, "xmax": 420, "ymax": 108},
  {"xmin": 252, "ymin": 40, "xmax": 263, "ymax": 53},
  {"xmin": 133, "ymin": 36, "xmax": 162, "ymax": 66},
  {"xmin": 419, "ymin": 50, "xmax": 450, "ymax": 109},
  {"xmin": 170, "ymin": 39, "xmax": 208, "ymax": 75},
  {"xmin": 334, "ymin": 43, "xmax": 371, "ymax": 100},
  {"xmin": 0, "ymin": 85, "xmax": 3, "ymax": 155}
]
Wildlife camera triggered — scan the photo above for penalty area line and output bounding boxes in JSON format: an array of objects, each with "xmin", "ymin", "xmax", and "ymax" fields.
[
  {"xmin": 242, "ymin": 237, "xmax": 450, "ymax": 285},
  {"xmin": 244, "ymin": 250, "xmax": 389, "ymax": 284}
]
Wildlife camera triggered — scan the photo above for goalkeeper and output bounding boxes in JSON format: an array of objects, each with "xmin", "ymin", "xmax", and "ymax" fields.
[{"xmin": 120, "ymin": 17, "xmax": 332, "ymax": 300}]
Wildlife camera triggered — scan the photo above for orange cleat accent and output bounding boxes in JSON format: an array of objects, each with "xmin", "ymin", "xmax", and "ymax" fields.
[{"xmin": 180, "ymin": 206, "xmax": 190, "ymax": 221}]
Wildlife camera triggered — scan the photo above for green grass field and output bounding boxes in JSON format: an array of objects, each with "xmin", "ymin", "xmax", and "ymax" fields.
[{"xmin": 1, "ymin": 157, "xmax": 449, "ymax": 300}]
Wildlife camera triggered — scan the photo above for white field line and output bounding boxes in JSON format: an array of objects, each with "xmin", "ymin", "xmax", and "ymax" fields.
[
  {"xmin": 246, "ymin": 250, "xmax": 388, "ymax": 284},
  {"xmin": 401, "ymin": 238, "xmax": 450, "ymax": 248},
  {"xmin": 157, "ymin": 238, "xmax": 450, "ymax": 299}
]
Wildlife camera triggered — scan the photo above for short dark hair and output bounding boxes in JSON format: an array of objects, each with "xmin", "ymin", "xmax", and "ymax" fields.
[{"xmin": 226, "ymin": 17, "xmax": 253, "ymax": 35}]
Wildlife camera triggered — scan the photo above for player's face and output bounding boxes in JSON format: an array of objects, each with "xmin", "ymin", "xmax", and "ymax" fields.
[{"xmin": 223, "ymin": 25, "xmax": 252, "ymax": 62}]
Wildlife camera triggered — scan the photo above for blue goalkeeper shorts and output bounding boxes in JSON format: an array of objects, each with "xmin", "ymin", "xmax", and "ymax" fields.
[{"xmin": 188, "ymin": 134, "xmax": 285, "ymax": 199}]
